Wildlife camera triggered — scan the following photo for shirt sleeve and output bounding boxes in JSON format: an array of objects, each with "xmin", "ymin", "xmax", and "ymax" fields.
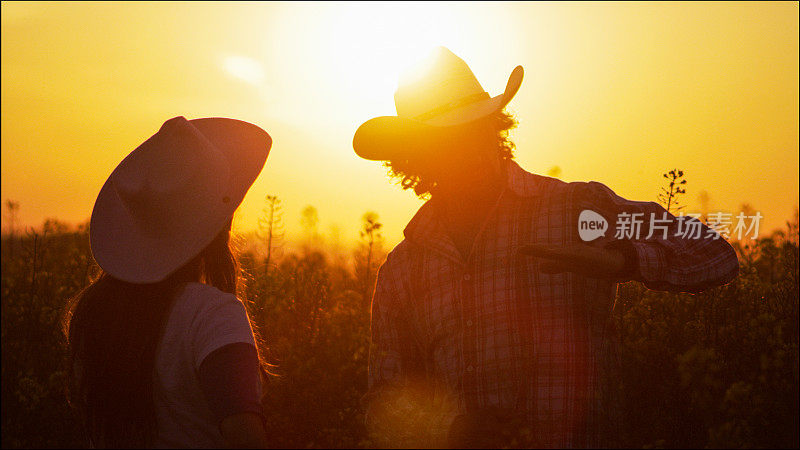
[
  {"xmin": 192, "ymin": 292, "xmax": 258, "ymax": 372},
  {"xmin": 573, "ymin": 181, "xmax": 739, "ymax": 293},
  {"xmin": 198, "ymin": 342, "xmax": 264, "ymax": 423},
  {"xmin": 367, "ymin": 260, "xmax": 414, "ymax": 392},
  {"xmin": 364, "ymin": 252, "xmax": 458, "ymax": 447}
]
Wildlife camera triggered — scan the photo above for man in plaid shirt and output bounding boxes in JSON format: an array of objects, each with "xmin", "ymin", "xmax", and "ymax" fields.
[{"xmin": 353, "ymin": 48, "xmax": 739, "ymax": 448}]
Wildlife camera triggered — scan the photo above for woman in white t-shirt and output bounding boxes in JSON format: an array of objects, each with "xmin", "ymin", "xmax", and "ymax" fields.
[{"xmin": 64, "ymin": 116, "xmax": 272, "ymax": 448}]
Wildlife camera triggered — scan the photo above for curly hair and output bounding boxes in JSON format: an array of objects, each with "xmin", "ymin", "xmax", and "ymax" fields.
[{"xmin": 384, "ymin": 110, "xmax": 517, "ymax": 198}]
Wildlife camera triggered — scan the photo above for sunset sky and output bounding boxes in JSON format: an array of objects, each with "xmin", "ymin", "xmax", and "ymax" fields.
[{"xmin": 2, "ymin": 1, "xmax": 798, "ymax": 247}]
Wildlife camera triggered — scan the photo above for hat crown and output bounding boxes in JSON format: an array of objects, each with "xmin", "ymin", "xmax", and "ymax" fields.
[
  {"xmin": 394, "ymin": 47, "xmax": 488, "ymax": 120},
  {"xmin": 111, "ymin": 117, "xmax": 230, "ymax": 238}
]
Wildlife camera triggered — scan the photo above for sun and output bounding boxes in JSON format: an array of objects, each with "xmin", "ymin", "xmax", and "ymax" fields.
[
  {"xmin": 241, "ymin": 2, "xmax": 495, "ymax": 129},
  {"xmin": 316, "ymin": 2, "xmax": 469, "ymax": 106}
]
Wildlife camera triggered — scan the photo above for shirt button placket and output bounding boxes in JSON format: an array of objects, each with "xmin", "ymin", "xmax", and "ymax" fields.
[{"xmin": 462, "ymin": 269, "xmax": 477, "ymax": 404}]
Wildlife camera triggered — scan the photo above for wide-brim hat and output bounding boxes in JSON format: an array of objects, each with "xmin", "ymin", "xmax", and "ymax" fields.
[
  {"xmin": 90, "ymin": 116, "xmax": 271, "ymax": 284},
  {"xmin": 353, "ymin": 47, "xmax": 523, "ymax": 161}
]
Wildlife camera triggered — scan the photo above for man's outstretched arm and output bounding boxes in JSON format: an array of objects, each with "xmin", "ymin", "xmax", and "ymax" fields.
[{"xmin": 521, "ymin": 181, "xmax": 739, "ymax": 293}]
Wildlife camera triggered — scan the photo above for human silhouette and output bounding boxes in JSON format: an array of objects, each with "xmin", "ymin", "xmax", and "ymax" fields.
[
  {"xmin": 354, "ymin": 47, "xmax": 739, "ymax": 448},
  {"xmin": 64, "ymin": 116, "xmax": 272, "ymax": 448}
]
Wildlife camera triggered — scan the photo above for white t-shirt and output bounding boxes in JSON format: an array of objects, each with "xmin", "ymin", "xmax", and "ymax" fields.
[{"xmin": 152, "ymin": 282, "xmax": 260, "ymax": 448}]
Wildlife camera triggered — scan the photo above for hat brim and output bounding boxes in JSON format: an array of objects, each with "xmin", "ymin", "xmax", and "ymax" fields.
[
  {"xmin": 353, "ymin": 65, "xmax": 523, "ymax": 161},
  {"xmin": 90, "ymin": 118, "xmax": 271, "ymax": 284}
]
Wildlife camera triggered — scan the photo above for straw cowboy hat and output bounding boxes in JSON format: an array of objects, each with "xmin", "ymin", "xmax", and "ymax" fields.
[
  {"xmin": 90, "ymin": 116, "xmax": 271, "ymax": 284},
  {"xmin": 353, "ymin": 46, "xmax": 523, "ymax": 161}
]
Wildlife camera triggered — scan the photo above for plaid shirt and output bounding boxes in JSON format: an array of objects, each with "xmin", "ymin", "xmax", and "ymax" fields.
[{"xmin": 366, "ymin": 160, "xmax": 739, "ymax": 448}]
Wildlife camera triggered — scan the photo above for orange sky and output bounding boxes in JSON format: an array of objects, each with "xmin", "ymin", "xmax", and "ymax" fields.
[{"xmin": 2, "ymin": 1, "xmax": 798, "ymax": 247}]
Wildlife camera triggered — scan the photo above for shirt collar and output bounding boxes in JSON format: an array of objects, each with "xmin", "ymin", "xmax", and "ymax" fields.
[
  {"xmin": 403, "ymin": 159, "xmax": 544, "ymax": 259},
  {"xmin": 504, "ymin": 159, "xmax": 544, "ymax": 198}
]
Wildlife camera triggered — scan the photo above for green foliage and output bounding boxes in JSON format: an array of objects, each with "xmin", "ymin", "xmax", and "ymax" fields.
[
  {"xmin": 614, "ymin": 221, "xmax": 799, "ymax": 448},
  {"xmin": 1, "ymin": 212, "xmax": 798, "ymax": 448},
  {"xmin": 239, "ymin": 248, "xmax": 371, "ymax": 448},
  {"xmin": 1, "ymin": 220, "xmax": 95, "ymax": 448}
]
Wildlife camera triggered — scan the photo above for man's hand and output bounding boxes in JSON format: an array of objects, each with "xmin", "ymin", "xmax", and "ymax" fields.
[{"xmin": 518, "ymin": 243, "xmax": 630, "ymax": 279}]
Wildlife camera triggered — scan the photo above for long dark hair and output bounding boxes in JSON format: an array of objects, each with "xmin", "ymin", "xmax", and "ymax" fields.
[{"xmin": 63, "ymin": 218, "xmax": 254, "ymax": 447}]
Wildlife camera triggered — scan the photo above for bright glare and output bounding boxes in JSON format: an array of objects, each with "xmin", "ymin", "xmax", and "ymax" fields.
[
  {"xmin": 223, "ymin": 55, "xmax": 265, "ymax": 85},
  {"xmin": 259, "ymin": 2, "xmax": 494, "ymax": 128},
  {"xmin": 316, "ymin": 2, "xmax": 467, "ymax": 103}
]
